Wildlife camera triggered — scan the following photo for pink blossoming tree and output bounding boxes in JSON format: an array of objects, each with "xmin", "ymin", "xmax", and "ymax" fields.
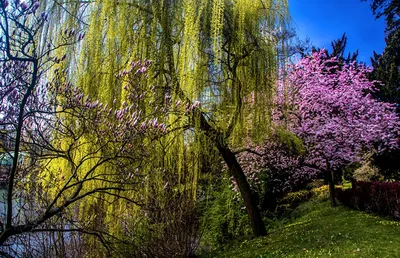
[
  {"xmin": 276, "ymin": 50, "xmax": 400, "ymax": 206},
  {"xmin": 236, "ymin": 50, "xmax": 399, "ymax": 209}
]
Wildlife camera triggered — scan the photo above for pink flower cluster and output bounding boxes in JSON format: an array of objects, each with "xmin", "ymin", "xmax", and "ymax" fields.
[
  {"xmin": 116, "ymin": 60, "xmax": 153, "ymax": 79},
  {"xmin": 235, "ymin": 138, "xmax": 320, "ymax": 195},
  {"xmin": 275, "ymin": 50, "xmax": 400, "ymax": 170},
  {"xmin": 0, "ymin": 57, "xmax": 168, "ymax": 157},
  {"xmin": 2, "ymin": 0, "xmax": 41, "ymax": 15}
]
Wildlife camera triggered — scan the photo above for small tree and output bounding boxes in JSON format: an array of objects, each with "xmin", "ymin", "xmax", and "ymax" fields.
[
  {"xmin": 235, "ymin": 132, "xmax": 319, "ymax": 211},
  {"xmin": 276, "ymin": 50, "xmax": 400, "ymax": 207},
  {"xmin": 0, "ymin": 1, "xmax": 165, "ymax": 254}
]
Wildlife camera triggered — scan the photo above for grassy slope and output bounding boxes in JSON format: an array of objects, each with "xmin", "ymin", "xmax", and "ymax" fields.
[{"xmin": 202, "ymin": 201, "xmax": 400, "ymax": 258}]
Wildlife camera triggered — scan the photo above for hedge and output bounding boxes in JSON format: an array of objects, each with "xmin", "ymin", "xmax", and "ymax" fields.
[{"xmin": 336, "ymin": 180, "xmax": 400, "ymax": 220}]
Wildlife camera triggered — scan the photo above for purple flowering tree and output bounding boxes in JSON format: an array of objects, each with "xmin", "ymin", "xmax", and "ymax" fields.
[{"xmin": 276, "ymin": 50, "xmax": 400, "ymax": 207}]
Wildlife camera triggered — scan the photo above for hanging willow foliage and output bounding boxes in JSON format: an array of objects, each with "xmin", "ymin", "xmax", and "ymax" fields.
[{"xmin": 34, "ymin": 0, "xmax": 290, "ymax": 254}]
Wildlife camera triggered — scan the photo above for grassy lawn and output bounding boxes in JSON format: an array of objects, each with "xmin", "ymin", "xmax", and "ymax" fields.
[{"xmin": 201, "ymin": 200, "xmax": 400, "ymax": 257}]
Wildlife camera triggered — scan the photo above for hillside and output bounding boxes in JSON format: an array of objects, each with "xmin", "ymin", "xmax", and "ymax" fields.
[{"xmin": 202, "ymin": 200, "xmax": 400, "ymax": 257}]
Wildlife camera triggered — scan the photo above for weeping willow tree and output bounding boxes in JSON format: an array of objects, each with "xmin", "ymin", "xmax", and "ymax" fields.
[
  {"xmin": 0, "ymin": 2, "xmax": 290, "ymax": 255},
  {"xmin": 33, "ymin": 0, "xmax": 290, "ymax": 242}
]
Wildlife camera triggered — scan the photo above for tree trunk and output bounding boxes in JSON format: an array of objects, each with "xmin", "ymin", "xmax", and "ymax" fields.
[
  {"xmin": 216, "ymin": 143, "xmax": 267, "ymax": 236},
  {"xmin": 328, "ymin": 170, "xmax": 337, "ymax": 207},
  {"xmin": 194, "ymin": 110, "xmax": 268, "ymax": 236}
]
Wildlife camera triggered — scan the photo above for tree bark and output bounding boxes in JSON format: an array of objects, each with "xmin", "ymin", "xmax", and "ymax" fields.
[
  {"xmin": 328, "ymin": 170, "xmax": 337, "ymax": 207},
  {"xmin": 193, "ymin": 103, "xmax": 268, "ymax": 236},
  {"xmin": 216, "ymin": 143, "xmax": 267, "ymax": 236}
]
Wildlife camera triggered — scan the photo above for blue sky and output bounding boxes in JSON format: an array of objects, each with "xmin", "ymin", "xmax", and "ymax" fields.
[{"xmin": 289, "ymin": 0, "xmax": 386, "ymax": 64}]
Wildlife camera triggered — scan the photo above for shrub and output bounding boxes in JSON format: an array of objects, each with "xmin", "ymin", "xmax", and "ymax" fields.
[
  {"xmin": 311, "ymin": 185, "xmax": 330, "ymax": 201},
  {"xmin": 306, "ymin": 179, "xmax": 325, "ymax": 189},
  {"xmin": 280, "ymin": 190, "xmax": 311, "ymax": 205},
  {"xmin": 276, "ymin": 190, "xmax": 312, "ymax": 216},
  {"xmin": 200, "ymin": 182, "xmax": 252, "ymax": 251},
  {"xmin": 337, "ymin": 180, "xmax": 400, "ymax": 220},
  {"xmin": 353, "ymin": 161, "xmax": 383, "ymax": 182}
]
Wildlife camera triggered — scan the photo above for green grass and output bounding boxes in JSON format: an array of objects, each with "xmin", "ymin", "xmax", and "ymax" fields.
[{"xmin": 201, "ymin": 200, "xmax": 400, "ymax": 258}]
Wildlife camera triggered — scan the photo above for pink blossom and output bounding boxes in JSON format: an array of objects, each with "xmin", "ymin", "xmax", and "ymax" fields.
[{"xmin": 274, "ymin": 50, "xmax": 400, "ymax": 170}]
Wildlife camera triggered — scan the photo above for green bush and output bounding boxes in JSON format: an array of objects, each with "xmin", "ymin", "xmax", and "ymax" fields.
[
  {"xmin": 276, "ymin": 190, "xmax": 312, "ymax": 216},
  {"xmin": 306, "ymin": 179, "xmax": 325, "ymax": 189},
  {"xmin": 310, "ymin": 185, "xmax": 330, "ymax": 201},
  {"xmin": 199, "ymin": 182, "xmax": 252, "ymax": 252},
  {"xmin": 353, "ymin": 161, "xmax": 383, "ymax": 181},
  {"xmin": 280, "ymin": 190, "xmax": 311, "ymax": 205}
]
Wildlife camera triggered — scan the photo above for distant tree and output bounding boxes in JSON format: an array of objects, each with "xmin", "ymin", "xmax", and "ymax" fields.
[
  {"xmin": 363, "ymin": 0, "xmax": 399, "ymax": 33},
  {"xmin": 290, "ymin": 36, "xmax": 313, "ymax": 59},
  {"xmin": 370, "ymin": 31, "xmax": 400, "ymax": 104},
  {"xmin": 312, "ymin": 33, "xmax": 359, "ymax": 65},
  {"xmin": 364, "ymin": 0, "xmax": 400, "ymax": 178},
  {"xmin": 363, "ymin": 0, "xmax": 400, "ymax": 105}
]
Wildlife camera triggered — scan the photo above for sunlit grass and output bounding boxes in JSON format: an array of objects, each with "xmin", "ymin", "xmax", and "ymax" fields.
[{"xmin": 201, "ymin": 200, "xmax": 400, "ymax": 257}]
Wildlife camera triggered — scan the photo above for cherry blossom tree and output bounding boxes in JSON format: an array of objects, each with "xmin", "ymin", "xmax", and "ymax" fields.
[{"xmin": 276, "ymin": 50, "xmax": 400, "ymax": 206}]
